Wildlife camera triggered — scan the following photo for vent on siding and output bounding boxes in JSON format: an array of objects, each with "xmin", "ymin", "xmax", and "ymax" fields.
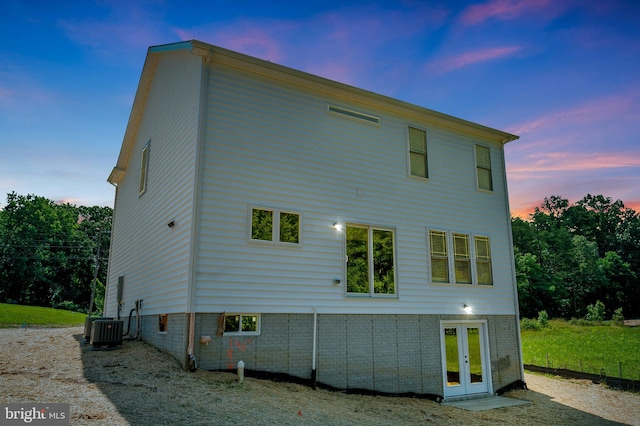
[{"xmin": 328, "ymin": 105, "xmax": 380, "ymax": 125}]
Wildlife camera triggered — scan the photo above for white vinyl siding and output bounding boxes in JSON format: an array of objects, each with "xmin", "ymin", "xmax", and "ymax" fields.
[
  {"xmin": 190, "ymin": 59, "xmax": 515, "ymax": 315},
  {"xmin": 105, "ymin": 51, "xmax": 203, "ymax": 316}
]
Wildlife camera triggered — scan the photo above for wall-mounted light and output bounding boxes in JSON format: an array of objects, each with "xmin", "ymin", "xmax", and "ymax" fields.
[
  {"xmin": 332, "ymin": 222, "xmax": 343, "ymax": 232},
  {"xmin": 167, "ymin": 220, "xmax": 175, "ymax": 228},
  {"xmin": 333, "ymin": 279, "xmax": 341, "ymax": 285},
  {"xmin": 463, "ymin": 304, "xmax": 473, "ymax": 314}
]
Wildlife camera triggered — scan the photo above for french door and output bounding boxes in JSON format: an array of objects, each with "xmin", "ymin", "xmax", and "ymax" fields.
[{"xmin": 441, "ymin": 322, "xmax": 490, "ymax": 398}]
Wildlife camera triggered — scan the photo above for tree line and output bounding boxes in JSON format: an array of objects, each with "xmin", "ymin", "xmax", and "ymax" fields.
[
  {"xmin": 0, "ymin": 192, "xmax": 112, "ymax": 314},
  {"xmin": 1, "ymin": 192, "xmax": 638, "ymax": 320},
  {"xmin": 513, "ymin": 194, "xmax": 639, "ymax": 320}
]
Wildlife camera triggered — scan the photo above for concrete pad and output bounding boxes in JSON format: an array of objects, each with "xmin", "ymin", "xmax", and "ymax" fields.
[{"xmin": 443, "ymin": 396, "xmax": 530, "ymax": 411}]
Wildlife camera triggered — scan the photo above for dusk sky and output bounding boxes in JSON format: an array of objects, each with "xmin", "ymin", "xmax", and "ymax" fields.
[{"xmin": 1, "ymin": 0, "xmax": 639, "ymax": 218}]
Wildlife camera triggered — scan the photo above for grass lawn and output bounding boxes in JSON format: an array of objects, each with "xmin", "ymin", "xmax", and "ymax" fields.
[
  {"xmin": 521, "ymin": 319, "xmax": 640, "ymax": 381},
  {"xmin": 0, "ymin": 303, "xmax": 86, "ymax": 327}
]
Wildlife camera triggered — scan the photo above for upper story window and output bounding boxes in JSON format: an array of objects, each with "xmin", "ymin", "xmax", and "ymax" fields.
[
  {"xmin": 346, "ymin": 224, "xmax": 396, "ymax": 297},
  {"xmin": 429, "ymin": 230, "xmax": 449, "ymax": 283},
  {"xmin": 139, "ymin": 142, "xmax": 150, "ymax": 195},
  {"xmin": 428, "ymin": 230, "xmax": 493, "ymax": 286},
  {"xmin": 475, "ymin": 144, "xmax": 493, "ymax": 191},
  {"xmin": 475, "ymin": 236, "xmax": 493, "ymax": 285},
  {"xmin": 250, "ymin": 207, "xmax": 300, "ymax": 244},
  {"xmin": 408, "ymin": 126, "xmax": 428, "ymax": 178},
  {"xmin": 453, "ymin": 233, "xmax": 472, "ymax": 284}
]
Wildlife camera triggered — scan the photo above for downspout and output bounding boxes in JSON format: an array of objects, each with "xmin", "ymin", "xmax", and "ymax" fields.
[
  {"xmin": 311, "ymin": 308, "xmax": 318, "ymax": 389},
  {"xmin": 105, "ymin": 180, "xmax": 118, "ymax": 319},
  {"xmin": 501, "ymin": 138, "xmax": 526, "ymax": 385},
  {"xmin": 185, "ymin": 46, "xmax": 211, "ymax": 371}
]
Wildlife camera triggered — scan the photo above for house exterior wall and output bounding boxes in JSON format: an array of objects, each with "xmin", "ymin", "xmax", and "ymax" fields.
[
  {"xmin": 190, "ymin": 313, "xmax": 520, "ymax": 396},
  {"xmin": 105, "ymin": 51, "xmax": 202, "ymax": 318},
  {"xmin": 194, "ymin": 59, "xmax": 517, "ymax": 316}
]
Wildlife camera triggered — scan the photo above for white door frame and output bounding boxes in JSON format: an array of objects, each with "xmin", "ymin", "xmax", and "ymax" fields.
[{"xmin": 440, "ymin": 320, "xmax": 492, "ymax": 399}]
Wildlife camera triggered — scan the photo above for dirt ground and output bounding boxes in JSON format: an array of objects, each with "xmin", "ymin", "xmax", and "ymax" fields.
[{"xmin": 0, "ymin": 327, "xmax": 638, "ymax": 425}]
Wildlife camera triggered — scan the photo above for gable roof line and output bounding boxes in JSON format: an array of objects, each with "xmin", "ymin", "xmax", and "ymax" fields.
[{"xmin": 108, "ymin": 40, "xmax": 518, "ymax": 185}]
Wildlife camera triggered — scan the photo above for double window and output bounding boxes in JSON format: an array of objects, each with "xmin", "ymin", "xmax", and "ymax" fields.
[
  {"xmin": 250, "ymin": 207, "xmax": 300, "ymax": 244},
  {"xmin": 429, "ymin": 230, "xmax": 493, "ymax": 286},
  {"xmin": 346, "ymin": 225, "xmax": 396, "ymax": 296},
  {"xmin": 224, "ymin": 313, "xmax": 260, "ymax": 335}
]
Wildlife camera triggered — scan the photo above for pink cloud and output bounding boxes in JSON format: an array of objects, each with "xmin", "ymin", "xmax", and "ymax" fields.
[
  {"xmin": 428, "ymin": 46, "xmax": 523, "ymax": 74},
  {"xmin": 508, "ymin": 90, "xmax": 640, "ymax": 136},
  {"xmin": 508, "ymin": 151, "xmax": 640, "ymax": 175},
  {"xmin": 460, "ymin": 0, "xmax": 555, "ymax": 26}
]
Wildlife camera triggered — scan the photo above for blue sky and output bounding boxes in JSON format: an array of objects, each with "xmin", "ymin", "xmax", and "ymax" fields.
[{"xmin": 1, "ymin": 0, "xmax": 639, "ymax": 217}]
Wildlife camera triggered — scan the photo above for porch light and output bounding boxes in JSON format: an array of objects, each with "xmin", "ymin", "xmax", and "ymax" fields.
[
  {"xmin": 333, "ymin": 223, "xmax": 343, "ymax": 232},
  {"xmin": 463, "ymin": 304, "xmax": 473, "ymax": 314}
]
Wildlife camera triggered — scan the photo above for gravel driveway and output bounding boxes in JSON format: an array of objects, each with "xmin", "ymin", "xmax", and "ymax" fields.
[{"xmin": 0, "ymin": 327, "xmax": 638, "ymax": 425}]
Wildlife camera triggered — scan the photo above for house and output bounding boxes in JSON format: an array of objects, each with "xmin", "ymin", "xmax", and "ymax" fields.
[{"xmin": 105, "ymin": 39, "xmax": 523, "ymax": 400}]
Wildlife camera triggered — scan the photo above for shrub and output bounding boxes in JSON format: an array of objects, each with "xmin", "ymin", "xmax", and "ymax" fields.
[
  {"xmin": 520, "ymin": 318, "xmax": 541, "ymax": 331},
  {"xmin": 53, "ymin": 300, "xmax": 83, "ymax": 313},
  {"xmin": 611, "ymin": 307, "xmax": 624, "ymax": 324},
  {"xmin": 586, "ymin": 300, "xmax": 606, "ymax": 322},
  {"xmin": 537, "ymin": 310, "xmax": 549, "ymax": 327}
]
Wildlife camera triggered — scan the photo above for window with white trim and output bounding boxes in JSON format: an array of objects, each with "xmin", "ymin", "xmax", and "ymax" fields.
[
  {"xmin": 429, "ymin": 230, "xmax": 449, "ymax": 283},
  {"xmin": 428, "ymin": 230, "xmax": 494, "ymax": 286},
  {"xmin": 453, "ymin": 233, "xmax": 472, "ymax": 284},
  {"xmin": 346, "ymin": 224, "xmax": 396, "ymax": 296},
  {"xmin": 224, "ymin": 313, "xmax": 260, "ymax": 335},
  {"xmin": 408, "ymin": 126, "xmax": 428, "ymax": 178},
  {"xmin": 139, "ymin": 142, "xmax": 150, "ymax": 195},
  {"xmin": 475, "ymin": 235, "xmax": 493, "ymax": 285},
  {"xmin": 250, "ymin": 207, "xmax": 300, "ymax": 244},
  {"xmin": 475, "ymin": 144, "xmax": 493, "ymax": 191}
]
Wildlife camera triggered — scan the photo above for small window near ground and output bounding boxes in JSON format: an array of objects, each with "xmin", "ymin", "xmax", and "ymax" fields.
[
  {"xmin": 158, "ymin": 314, "xmax": 168, "ymax": 333},
  {"xmin": 250, "ymin": 207, "xmax": 300, "ymax": 244},
  {"xmin": 429, "ymin": 230, "xmax": 449, "ymax": 283},
  {"xmin": 139, "ymin": 142, "xmax": 150, "ymax": 195},
  {"xmin": 475, "ymin": 236, "xmax": 493, "ymax": 285},
  {"xmin": 224, "ymin": 314, "xmax": 260, "ymax": 335},
  {"xmin": 453, "ymin": 233, "xmax": 472, "ymax": 284},
  {"xmin": 475, "ymin": 144, "xmax": 493, "ymax": 191},
  {"xmin": 409, "ymin": 127, "xmax": 428, "ymax": 178}
]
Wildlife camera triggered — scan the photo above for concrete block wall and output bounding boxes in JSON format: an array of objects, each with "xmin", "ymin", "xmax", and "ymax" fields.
[
  {"xmin": 170, "ymin": 313, "xmax": 521, "ymax": 395},
  {"xmin": 135, "ymin": 313, "xmax": 190, "ymax": 368}
]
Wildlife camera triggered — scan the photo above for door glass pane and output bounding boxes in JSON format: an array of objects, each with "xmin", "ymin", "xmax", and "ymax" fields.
[
  {"xmin": 444, "ymin": 327, "xmax": 460, "ymax": 386},
  {"xmin": 346, "ymin": 226, "xmax": 369, "ymax": 293},
  {"xmin": 466, "ymin": 327, "xmax": 483, "ymax": 384},
  {"xmin": 373, "ymin": 229, "xmax": 395, "ymax": 294}
]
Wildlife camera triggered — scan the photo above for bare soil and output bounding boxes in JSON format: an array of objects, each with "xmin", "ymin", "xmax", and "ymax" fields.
[{"xmin": 1, "ymin": 327, "xmax": 638, "ymax": 425}]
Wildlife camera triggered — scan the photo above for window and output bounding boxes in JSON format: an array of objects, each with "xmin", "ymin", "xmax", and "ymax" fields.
[
  {"xmin": 224, "ymin": 313, "xmax": 260, "ymax": 335},
  {"xmin": 346, "ymin": 225, "xmax": 395, "ymax": 296},
  {"xmin": 475, "ymin": 236, "xmax": 493, "ymax": 285},
  {"xmin": 453, "ymin": 233, "xmax": 472, "ymax": 284},
  {"xmin": 158, "ymin": 314, "xmax": 168, "ymax": 333},
  {"xmin": 409, "ymin": 127, "xmax": 428, "ymax": 178},
  {"xmin": 475, "ymin": 144, "xmax": 492, "ymax": 191},
  {"xmin": 250, "ymin": 208, "xmax": 300, "ymax": 244},
  {"xmin": 429, "ymin": 230, "xmax": 449, "ymax": 283},
  {"xmin": 139, "ymin": 142, "xmax": 149, "ymax": 195}
]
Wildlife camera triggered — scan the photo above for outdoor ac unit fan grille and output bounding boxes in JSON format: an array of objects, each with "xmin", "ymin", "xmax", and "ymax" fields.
[{"xmin": 90, "ymin": 320, "xmax": 124, "ymax": 347}]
